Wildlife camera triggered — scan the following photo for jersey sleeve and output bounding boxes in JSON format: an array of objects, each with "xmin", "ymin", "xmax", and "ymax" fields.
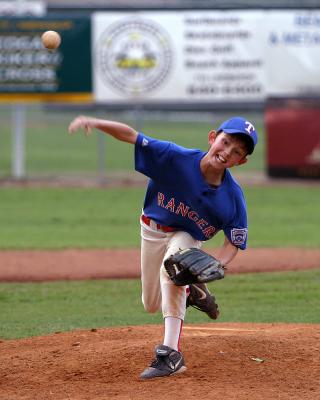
[
  {"xmin": 134, "ymin": 133, "xmax": 173, "ymax": 180},
  {"xmin": 223, "ymin": 190, "xmax": 248, "ymax": 250}
]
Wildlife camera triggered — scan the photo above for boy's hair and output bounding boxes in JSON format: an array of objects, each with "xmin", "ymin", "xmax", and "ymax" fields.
[
  {"xmin": 216, "ymin": 131, "xmax": 253, "ymax": 156},
  {"xmin": 230, "ymin": 133, "xmax": 254, "ymax": 155}
]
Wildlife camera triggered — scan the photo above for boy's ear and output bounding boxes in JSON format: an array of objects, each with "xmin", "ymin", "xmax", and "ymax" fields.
[
  {"xmin": 208, "ymin": 130, "xmax": 217, "ymax": 145},
  {"xmin": 237, "ymin": 157, "xmax": 248, "ymax": 166}
]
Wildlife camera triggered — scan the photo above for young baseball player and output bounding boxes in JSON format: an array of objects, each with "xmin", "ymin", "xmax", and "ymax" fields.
[{"xmin": 68, "ymin": 115, "xmax": 258, "ymax": 379}]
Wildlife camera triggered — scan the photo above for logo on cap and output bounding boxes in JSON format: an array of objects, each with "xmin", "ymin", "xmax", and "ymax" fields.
[
  {"xmin": 245, "ymin": 121, "xmax": 255, "ymax": 135},
  {"xmin": 217, "ymin": 117, "xmax": 258, "ymax": 154}
]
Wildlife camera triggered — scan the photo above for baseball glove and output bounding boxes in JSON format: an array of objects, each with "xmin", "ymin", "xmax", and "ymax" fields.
[{"xmin": 164, "ymin": 248, "xmax": 225, "ymax": 286}]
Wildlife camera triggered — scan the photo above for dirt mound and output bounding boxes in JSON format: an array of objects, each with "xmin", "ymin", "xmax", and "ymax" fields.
[
  {"xmin": 1, "ymin": 248, "xmax": 319, "ymax": 399},
  {"xmin": 1, "ymin": 323, "xmax": 319, "ymax": 400}
]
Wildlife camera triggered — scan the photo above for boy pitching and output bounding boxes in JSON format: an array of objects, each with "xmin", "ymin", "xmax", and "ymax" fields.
[{"xmin": 68, "ymin": 115, "xmax": 258, "ymax": 379}]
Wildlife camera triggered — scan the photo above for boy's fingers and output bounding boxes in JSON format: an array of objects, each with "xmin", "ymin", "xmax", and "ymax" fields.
[
  {"xmin": 84, "ymin": 124, "xmax": 92, "ymax": 136},
  {"xmin": 68, "ymin": 118, "xmax": 92, "ymax": 135},
  {"xmin": 68, "ymin": 124, "xmax": 76, "ymax": 134},
  {"xmin": 68, "ymin": 118, "xmax": 81, "ymax": 133}
]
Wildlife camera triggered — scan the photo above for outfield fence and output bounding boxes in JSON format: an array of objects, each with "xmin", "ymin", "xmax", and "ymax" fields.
[{"xmin": 0, "ymin": 103, "xmax": 265, "ymax": 184}]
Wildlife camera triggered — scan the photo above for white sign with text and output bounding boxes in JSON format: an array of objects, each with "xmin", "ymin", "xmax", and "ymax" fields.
[{"xmin": 92, "ymin": 10, "xmax": 320, "ymax": 104}]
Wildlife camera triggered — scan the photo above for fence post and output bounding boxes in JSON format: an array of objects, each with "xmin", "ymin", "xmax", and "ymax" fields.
[
  {"xmin": 97, "ymin": 132, "xmax": 106, "ymax": 184},
  {"xmin": 11, "ymin": 104, "xmax": 26, "ymax": 179}
]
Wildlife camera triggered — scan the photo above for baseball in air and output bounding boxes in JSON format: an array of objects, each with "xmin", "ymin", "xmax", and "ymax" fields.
[{"xmin": 41, "ymin": 30, "xmax": 61, "ymax": 50}]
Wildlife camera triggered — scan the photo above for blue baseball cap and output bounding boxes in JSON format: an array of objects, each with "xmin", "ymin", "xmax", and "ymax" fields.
[{"xmin": 217, "ymin": 117, "xmax": 258, "ymax": 154}]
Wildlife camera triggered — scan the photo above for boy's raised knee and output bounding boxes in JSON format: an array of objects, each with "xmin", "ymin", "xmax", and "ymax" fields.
[{"xmin": 143, "ymin": 303, "xmax": 160, "ymax": 313}]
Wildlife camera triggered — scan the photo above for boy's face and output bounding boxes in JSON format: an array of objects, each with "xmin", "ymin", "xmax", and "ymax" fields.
[{"xmin": 207, "ymin": 131, "xmax": 248, "ymax": 169}]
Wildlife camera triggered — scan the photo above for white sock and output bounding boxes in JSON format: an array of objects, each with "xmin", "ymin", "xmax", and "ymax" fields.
[{"xmin": 163, "ymin": 317, "xmax": 183, "ymax": 351}]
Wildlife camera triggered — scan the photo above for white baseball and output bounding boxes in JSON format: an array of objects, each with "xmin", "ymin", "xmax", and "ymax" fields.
[{"xmin": 41, "ymin": 30, "xmax": 61, "ymax": 50}]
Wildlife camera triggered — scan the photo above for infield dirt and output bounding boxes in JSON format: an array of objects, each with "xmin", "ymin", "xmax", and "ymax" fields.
[
  {"xmin": 0, "ymin": 247, "xmax": 319, "ymax": 282},
  {"xmin": 0, "ymin": 248, "xmax": 319, "ymax": 400}
]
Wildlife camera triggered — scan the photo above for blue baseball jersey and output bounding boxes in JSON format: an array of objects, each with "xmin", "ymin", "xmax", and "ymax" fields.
[{"xmin": 135, "ymin": 133, "xmax": 248, "ymax": 250}]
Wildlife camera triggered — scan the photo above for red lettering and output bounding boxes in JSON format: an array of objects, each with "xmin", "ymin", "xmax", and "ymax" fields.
[
  {"xmin": 158, "ymin": 192, "xmax": 165, "ymax": 207},
  {"xmin": 175, "ymin": 202, "xmax": 190, "ymax": 217},
  {"xmin": 157, "ymin": 194, "xmax": 217, "ymax": 240},
  {"xmin": 196, "ymin": 219, "xmax": 208, "ymax": 229},
  {"xmin": 165, "ymin": 197, "xmax": 175, "ymax": 212},
  {"xmin": 203, "ymin": 226, "xmax": 216, "ymax": 238},
  {"xmin": 188, "ymin": 211, "xmax": 199, "ymax": 222}
]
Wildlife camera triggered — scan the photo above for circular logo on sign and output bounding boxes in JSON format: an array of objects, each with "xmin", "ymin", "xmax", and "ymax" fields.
[{"xmin": 96, "ymin": 18, "xmax": 172, "ymax": 96}]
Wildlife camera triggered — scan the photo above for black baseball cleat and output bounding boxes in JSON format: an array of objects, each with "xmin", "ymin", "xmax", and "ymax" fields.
[
  {"xmin": 187, "ymin": 283, "xmax": 220, "ymax": 320},
  {"xmin": 140, "ymin": 345, "xmax": 187, "ymax": 379}
]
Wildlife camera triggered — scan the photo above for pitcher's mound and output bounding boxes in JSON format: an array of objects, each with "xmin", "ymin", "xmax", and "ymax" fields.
[{"xmin": 1, "ymin": 322, "xmax": 319, "ymax": 400}]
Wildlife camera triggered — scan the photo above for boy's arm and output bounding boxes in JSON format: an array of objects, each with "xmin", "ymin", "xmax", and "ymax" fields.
[
  {"xmin": 216, "ymin": 236, "xmax": 238, "ymax": 266},
  {"xmin": 68, "ymin": 115, "xmax": 138, "ymax": 144}
]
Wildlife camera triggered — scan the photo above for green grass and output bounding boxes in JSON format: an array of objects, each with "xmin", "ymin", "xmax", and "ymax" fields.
[
  {"xmin": 0, "ymin": 269, "xmax": 319, "ymax": 340},
  {"xmin": 0, "ymin": 107, "xmax": 265, "ymax": 176},
  {"xmin": 0, "ymin": 187, "xmax": 143, "ymax": 249},
  {"xmin": 243, "ymin": 185, "xmax": 320, "ymax": 248},
  {"xmin": 0, "ymin": 185, "xmax": 319, "ymax": 249}
]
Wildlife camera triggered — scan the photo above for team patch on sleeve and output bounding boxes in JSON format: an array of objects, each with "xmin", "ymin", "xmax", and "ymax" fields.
[{"xmin": 231, "ymin": 228, "xmax": 248, "ymax": 246}]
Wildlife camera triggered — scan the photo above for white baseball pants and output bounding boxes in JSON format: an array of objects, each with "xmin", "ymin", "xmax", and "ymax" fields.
[{"xmin": 140, "ymin": 216, "xmax": 202, "ymax": 320}]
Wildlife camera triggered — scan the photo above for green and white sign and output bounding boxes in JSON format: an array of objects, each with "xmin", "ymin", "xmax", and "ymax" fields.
[{"xmin": 0, "ymin": 16, "xmax": 92, "ymax": 102}]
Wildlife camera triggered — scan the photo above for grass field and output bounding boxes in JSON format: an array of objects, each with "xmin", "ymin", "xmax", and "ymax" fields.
[
  {"xmin": 0, "ymin": 184, "xmax": 319, "ymax": 340},
  {"xmin": 0, "ymin": 185, "xmax": 319, "ymax": 249},
  {"xmin": 1, "ymin": 269, "xmax": 319, "ymax": 340}
]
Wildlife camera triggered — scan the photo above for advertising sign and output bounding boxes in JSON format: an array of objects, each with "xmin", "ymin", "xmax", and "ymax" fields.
[
  {"xmin": 92, "ymin": 10, "xmax": 320, "ymax": 105},
  {"xmin": 265, "ymin": 11, "xmax": 320, "ymax": 96},
  {"xmin": 0, "ymin": 1, "xmax": 45, "ymax": 16},
  {"xmin": 0, "ymin": 16, "xmax": 92, "ymax": 102},
  {"xmin": 92, "ymin": 11, "xmax": 266, "ymax": 104},
  {"xmin": 1, "ymin": 11, "xmax": 320, "ymax": 105}
]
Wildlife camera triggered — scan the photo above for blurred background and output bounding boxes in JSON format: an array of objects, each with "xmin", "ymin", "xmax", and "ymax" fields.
[{"xmin": 0, "ymin": 0, "xmax": 320, "ymax": 185}]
